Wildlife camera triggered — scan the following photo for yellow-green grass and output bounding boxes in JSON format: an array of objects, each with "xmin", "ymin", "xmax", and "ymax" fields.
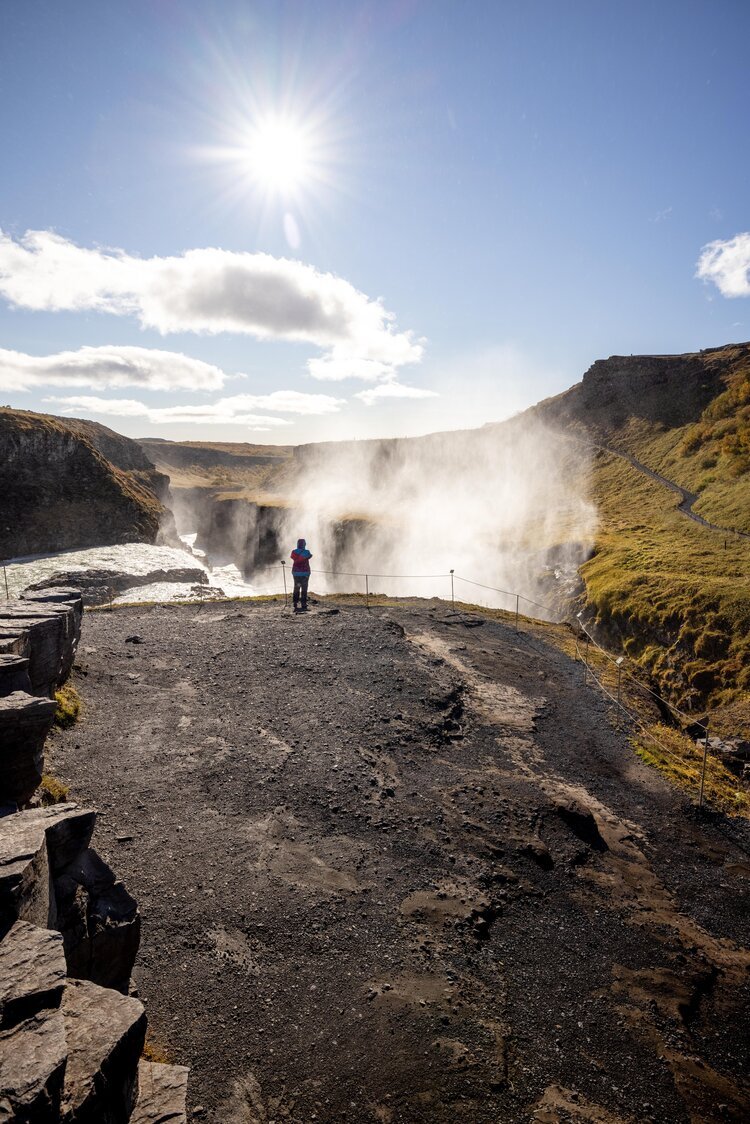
[
  {"xmin": 582, "ymin": 450, "xmax": 750, "ymax": 735},
  {"xmin": 39, "ymin": 773, "xmax": 71, "ymax": 805},
  {"xmin": 631, "ymin": 724, "xmax": 749, "ymax": 816},
  {"xmin": 54, "ymin": 683, "xmax": 82, "ymax": 728}
]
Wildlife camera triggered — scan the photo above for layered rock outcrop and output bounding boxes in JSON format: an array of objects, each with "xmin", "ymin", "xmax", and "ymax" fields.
[
  {"xmin": 0, "ymin": 588, "xmax": 83, "ymax": 807},
  {"xmin": 0, "ymin": 588, "xmax": 189, "ymax": 1121},
  {"xmin": 0, "ymin": 409, "xmax": 170, "ymax": 559},
  {"xmin": 0, "ymin": 807, "xmax": 187, "ymax": 1122}
]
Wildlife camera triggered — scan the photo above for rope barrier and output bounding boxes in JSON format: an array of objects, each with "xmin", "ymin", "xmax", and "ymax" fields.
[
  {"xmin": 576, "ymin": 616, "xmax": 707, "ymax": 731},
  {"xmin": 307, "ymin": 566, "xmax": 559, "ymax": 617}
]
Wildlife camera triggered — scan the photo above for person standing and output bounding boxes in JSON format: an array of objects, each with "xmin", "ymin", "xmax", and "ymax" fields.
[{"xmin": 290, "ymin": 538, "xmax": 312, "ymax": 612}]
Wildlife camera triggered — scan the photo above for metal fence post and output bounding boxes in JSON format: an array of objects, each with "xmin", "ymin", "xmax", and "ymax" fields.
[
  {"xmin": 365, "ymin": 573, "xmax": 370, "ymax": 611},
  {"xmin": 515, "ymin": 593, "xmax": 520, "ymax": 633},
  {"xmin": 280, "ymin": 560, "xmax": 288, "ymax": 609},
  {"xmin": 698, "ymin": 718, "xmax": 709, "ymax": 809},
  {"xmin": 450, "ymin": 569, "xmax": 455, "ymax": 612},
  {"xmin": 3, "ymin": 566, "xmax": 8, "ymax": 601},
  {"xmin": 616, "ymin": 657, "xmax": 624, "ymax": 705},
  {"xmin": 583, "ymin": 633, "xmax": 589, "ymax": 684}
]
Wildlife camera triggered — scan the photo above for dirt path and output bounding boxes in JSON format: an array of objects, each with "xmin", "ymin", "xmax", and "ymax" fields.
[{"xmin": 54, "ymin": 600, "xmax": 750, "ymax": 1123}]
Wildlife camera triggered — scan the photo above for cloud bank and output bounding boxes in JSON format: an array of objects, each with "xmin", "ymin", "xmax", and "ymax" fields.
[
  {"xmin": 696, "ymin": 232, "xmax": 750, "ymax": 297},
  {"xmin": 0, "ymin": 345, "xmax": 227, "ymax": 392},
  {"xmin": 46, "ymin": 389, "xmax": 343, "ymax": 430},
  {"xmin": 0, "ymin": 229, "xmax": 424, "ymax": 381}
]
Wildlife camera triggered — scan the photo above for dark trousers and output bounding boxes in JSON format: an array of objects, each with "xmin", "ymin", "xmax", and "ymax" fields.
[{"xmin": 293, "ymin": 574, "xmax": 309, "ymax": 608}]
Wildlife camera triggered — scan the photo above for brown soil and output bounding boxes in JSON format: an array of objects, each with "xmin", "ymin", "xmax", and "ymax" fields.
[{"xmin": 55, "ymin": 600, "xmax": 750, "ymax": 1123}]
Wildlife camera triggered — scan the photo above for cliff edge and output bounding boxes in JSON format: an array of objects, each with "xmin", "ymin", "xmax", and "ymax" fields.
[{"xmin": 0, "ymin": 408, "xmax": 169, "ymax": 559}]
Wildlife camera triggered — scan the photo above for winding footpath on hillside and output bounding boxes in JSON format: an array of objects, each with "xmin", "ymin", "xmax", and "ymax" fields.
[
  {"xmin": 585, "ymin": 438, "xmax": 750, "ymax": 539},
  {"xmin": 54, "ymin": 600, "xmax": 750, "ymax": 1123}
]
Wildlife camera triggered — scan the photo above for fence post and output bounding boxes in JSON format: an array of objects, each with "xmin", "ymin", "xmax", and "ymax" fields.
[
  {"xmin": 698, "ymin": 718, "xmax": 710, "ymax": 809},
  {"xmin": 280, "ymin": 560, "xmax": 288, "ymax": 609},
  {"xmin": 450, "ymin": 570, "xmax": 455, "ymax": 612},
  {"xmin": 365, "ymin": 573, "xmax": 370, "ymax": 612},
  {"xmin": 616, "ymin": 656, "xmax": 624, "ymax": 706},
  {"xmin": 515, "ymin": 593, "xmax": 519, "ymax": 633},
  {"xmin": 583, "ymin": 632, "xmax": 589, "ymax": 684},
  {"xmin": 3, "ymin": 565, "xmax": 8, "ymax": 601}
]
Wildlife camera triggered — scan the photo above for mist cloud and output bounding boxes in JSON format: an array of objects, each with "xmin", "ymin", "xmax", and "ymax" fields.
[
  {"xmin": 0, "ymin": 229, "xmax": 424, "ymax": 382},
  {"xmin": 0, "ymin": 344, "xmax": 227, "ymax": 392},
  {"xmin": 696, "ymin": 232, "xmax": 750, "ymax": 297}
]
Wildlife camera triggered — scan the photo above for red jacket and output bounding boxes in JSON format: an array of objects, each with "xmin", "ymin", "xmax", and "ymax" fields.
[{"xmin": 291, "ymin": 548, "xmax": 312, "ymax": 576}]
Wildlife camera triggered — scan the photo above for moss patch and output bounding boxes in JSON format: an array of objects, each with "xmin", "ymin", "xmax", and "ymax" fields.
[
  {"xmin": 54, "ymin": 684, "xmax": 81, "ymax": 728},
  {"xmin": 39, "ymin": 773, "xmax": 71, "ymax": 805}
]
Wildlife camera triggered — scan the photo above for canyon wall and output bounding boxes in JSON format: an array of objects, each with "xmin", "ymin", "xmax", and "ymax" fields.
[{"xmin": 0, "ymin": 409, "xmax": 172, "ymax": 560}]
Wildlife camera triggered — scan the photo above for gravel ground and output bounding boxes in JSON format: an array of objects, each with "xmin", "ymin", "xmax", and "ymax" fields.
[{"xmin": 53, "ymin": 599, "xmax": 750, "ymax": 1123}]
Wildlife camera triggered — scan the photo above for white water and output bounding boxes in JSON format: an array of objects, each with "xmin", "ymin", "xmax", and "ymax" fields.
[{"xmin": 2, "ymin": 538, "xmax": 261, "ymax": 604}]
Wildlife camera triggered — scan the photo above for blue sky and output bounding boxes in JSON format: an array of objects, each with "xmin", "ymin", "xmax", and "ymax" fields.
[{"xmin": 0, "ymin": 0, "xmax": 748, "ymax": 444}]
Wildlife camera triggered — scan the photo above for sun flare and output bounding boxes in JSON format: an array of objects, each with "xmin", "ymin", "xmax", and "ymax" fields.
[{"xmin": 243, "ymin": 116, "xmax": 312, "ymax": 193}]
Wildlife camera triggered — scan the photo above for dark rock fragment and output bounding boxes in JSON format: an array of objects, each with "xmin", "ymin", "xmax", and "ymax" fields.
[
  {"xmin": 131, "ymin": 1061, "xmax": 189, "ymax": 1123},
  {"xmin": 60, "ymin": 977, "xmax": 147, "ymax": 1124},
  {"xmin": 0, "ymin": 921, "xmax": 66, "ymax": 1030},
  {"xmin": 55, "ymin": 849, "xmax": 140, "ymax": 992},
  {"xmin": 0, "ymin": 1008, "xmax": 67, "ymax": 1122}
]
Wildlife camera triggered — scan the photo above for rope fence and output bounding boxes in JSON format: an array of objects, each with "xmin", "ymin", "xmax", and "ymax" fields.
[
  {"xmin": 277, "ymin": 560, "xmax": 560, "ymax": 629},
  {"xmin": 573, "ymin": 617, "xmax": 747, "ymax": 815}
]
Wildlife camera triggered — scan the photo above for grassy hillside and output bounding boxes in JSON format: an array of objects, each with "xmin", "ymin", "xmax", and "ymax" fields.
[{"xmin": 535, "ymin": 343, "xmax": 750, "ymax": 735}]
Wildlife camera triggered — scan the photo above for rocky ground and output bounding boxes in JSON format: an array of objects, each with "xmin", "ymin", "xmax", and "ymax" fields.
[{"xmin": 53, "ymin": 599, "xmax": 750, "ymax": 1123}]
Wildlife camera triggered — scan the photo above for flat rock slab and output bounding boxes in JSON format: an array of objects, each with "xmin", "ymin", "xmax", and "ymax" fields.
[
  {"xmin": 61, "ymin": 977, "xmax": 146, "ymax": 1124},
  {"xmin": 131, "ymin": 1062, "xmax": 189, "ymax": 1124},
  {"xmin": 0, "ymin": 1008, "xmax": 67, "ymax": 1122},
  {"xmin": 0, "ymin": 921, "xmax": 66, "ymax": 1029}
]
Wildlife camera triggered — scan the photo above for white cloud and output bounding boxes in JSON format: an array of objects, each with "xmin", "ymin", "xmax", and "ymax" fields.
[
  {"xmin": 43, "ymin": 388, "xmax": 343, "ymax": 429},
  {"xmin": 0, "ymin": 229, "xmax": 424, "ymax": 381},
  {"xmin": 355, "ymin": 381, "xmax": 439, "ymax": 407},
  {"xmin": 0, "ymin": 345, "xmax": 226, "ymax": 392},
  {"xmin": 217, "ymin": 390, "xmax": 343, "ymax": 415},
  {"xmin": 696, "ymin": 232, "xmax": 750, "ymax": 297}
]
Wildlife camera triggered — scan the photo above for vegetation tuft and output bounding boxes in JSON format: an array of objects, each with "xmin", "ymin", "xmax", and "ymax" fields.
[
  {"xmin": 631, "ymin": 724, "xmax": 750, "ymax": 816},
  {"xmin": 39, "ymin": 773, "xmax": 71, "ymax": 805},
  {"xmin": 54, "ymin": 683, "xmax": 82, "ymax": 728}
]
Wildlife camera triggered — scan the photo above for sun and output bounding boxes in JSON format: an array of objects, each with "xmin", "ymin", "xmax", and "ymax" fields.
[{"xmin": 243, "ymin": 116, "xmax": 312, "ymax": 194}]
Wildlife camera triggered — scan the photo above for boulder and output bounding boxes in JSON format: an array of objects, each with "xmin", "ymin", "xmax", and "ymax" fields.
[
  {"xmin": 131, "ymin": 1062, "xmax": 189, "ymax": 1124},
  {"xmin": 0, "ymin": 804, "xmax": 96, "ymax": 936},
  {"xmin": 0, "ymin": 1009, "xmax": 67, "ymax": 1122},
  {"xmin": 55, "ymin": 849, "xmax": 140, "ymax": 992},
  {"xmin": 0, "ymin": 922, "xmax": 66, "ymax": 1030},
  {"xmin": 0, "ymin": 654, "xmax": 32, "ymax": 698},
  {"xmin": 60, "ymin": 977, "xmax": 146, "ymax": 1124},
  {"xmin": 0, "ymin": 692, "xmax": 57, "ymax": 805}
]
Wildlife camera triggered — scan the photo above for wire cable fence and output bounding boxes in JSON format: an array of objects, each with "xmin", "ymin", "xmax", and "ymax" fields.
[
  {"xmin": 573, "ymin": 617, "xmax": 747, "ymax": 815},
  {"xmin": 276, "ymin": 561, "xmax": 560, "ymax": 629}
]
